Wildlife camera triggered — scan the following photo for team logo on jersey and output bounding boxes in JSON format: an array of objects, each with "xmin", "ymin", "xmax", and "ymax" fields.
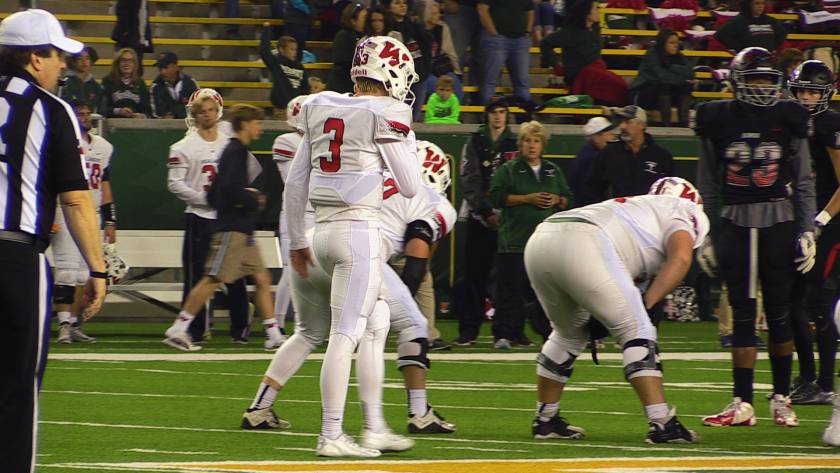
[
  {"xmin": 385, "ymin": 120, "xmax": 410, "ymax": 137},
  {"xmin": 545, "ymin": 168, "xmax": 555, "ymax": 177}
]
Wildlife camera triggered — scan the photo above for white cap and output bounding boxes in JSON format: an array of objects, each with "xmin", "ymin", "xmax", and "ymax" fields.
[
  {"xmin": 0, "ymin": 9, "xmax": 83, "ymax": 54},
  {"xmin": 582, "ymin": 116, "xmax": 615, "ymax": 136}
]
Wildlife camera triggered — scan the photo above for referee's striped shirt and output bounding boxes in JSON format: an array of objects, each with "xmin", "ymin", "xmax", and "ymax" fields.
[{"xmin": 0, "ymin": 69, "xmax": 89, "ymax": 247}]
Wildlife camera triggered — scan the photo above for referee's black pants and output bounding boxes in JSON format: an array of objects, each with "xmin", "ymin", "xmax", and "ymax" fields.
[
  {"xmin": 0, "ymin": 240, "xmax": 52, "ymax": 473},
  {"xmin": 182, "ymin": 214, "xmax": 249, "ymax": 340}
]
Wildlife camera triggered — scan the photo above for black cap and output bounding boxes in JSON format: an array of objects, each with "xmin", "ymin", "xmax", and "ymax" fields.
[
  {"xmin": 485, "ymin": 95, "xmax": 509, "ymax": 113},
  {"xmin": 155, "ymin": 51, "xmax": 178, "ymax": 69}
]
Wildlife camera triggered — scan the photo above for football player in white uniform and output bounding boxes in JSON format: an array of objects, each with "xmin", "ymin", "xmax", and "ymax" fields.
[
  {"xmin": 271, "ymin": 94, "xmax": 310, "ymax": 328},
  {"xmin": 524, "ymin": 177, "xmax": 705, "ymax": 444},
  {"xmin": 53, "ymin": 100, "xmax": 116, "ymax": 343},
  {"xmin": 164, "ymin": 89, "xmax": 284, "ymax": 350},
  {"xmin": 242, "ymin": 143, "xmax": 455, "ymax": 446},
  {"xmin": 284, "ymin": 37, "xmax": 422, "ymax": 454}
]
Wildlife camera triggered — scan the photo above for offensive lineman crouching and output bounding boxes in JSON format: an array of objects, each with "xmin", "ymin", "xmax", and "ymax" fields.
[{"xmin": 524, "ymin": 177, "xmax": 705, "ymax": 443}]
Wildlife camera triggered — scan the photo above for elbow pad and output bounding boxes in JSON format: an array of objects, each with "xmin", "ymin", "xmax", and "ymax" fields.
[
  {"xmin": 401, "ymin": 256, "xmax": 428, "ymax": 296},
  {"xmin": 404, "ymin": 220, "xmax": 434, "ymax": 245}
]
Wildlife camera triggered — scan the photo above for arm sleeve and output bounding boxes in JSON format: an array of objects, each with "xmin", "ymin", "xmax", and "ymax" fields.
[
  {"xmin": 488, "ymin": 163, "xmax": 510, "ymax": 209},
  {"xmin": 539, "ymin": 29, "xmax": 565, "ymax": 68},
  {"xmin": 378, "ymin": 136, "xmax": 422, "ymax": 199},
  {"xmin": 139, "ymin": 81, "xmax": 152, "ymax": 117},
  {"xmin": 149, "ymin": 83, "xmax": 163, "ymax": 118},
  {"xmin": 554, "ymin": 164, "xmax": 573, "ymax": 202},
  {"xmin": 451, "ymin": 98, "xmax": 461, "ymax": 123},
  {"xmin": 166, "ymin": 147, "xmax": 208, "ymax": 206},
  {"xmin": 259, "ymin": 26, "xmax": 280, "ymax": 73},
  {"xmin": 284, "ymin": 133, "xmax": 313, "ymax": 250},
  {"xmin": 790, "ymin": 137, "xmax": 816, "ymax": 233},
  {"xmin": 697, "ymin": 137, "xmax": 722, "ymax": 235},
  {"xmin": 51, "ymin": 102, "xmax": 89, "ymax": 193},
  {"xmin": 713, "ymin": 18, "xmax": 742, "ymax": 51},
  {"xmin": 100, "ymin": 77, "xmax": 115, "ymax": 117},
  {"xmin": 211, "ymin": 146, "xmax": 259, "ymax": 212},
  {"xmin": 460, "ymin": 137, "xmax": 494, "ymax": 217}
]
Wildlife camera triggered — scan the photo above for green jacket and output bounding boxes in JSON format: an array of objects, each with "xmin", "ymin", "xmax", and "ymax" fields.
[
  {"xmin": 424, "ymin": 92, "xmax": 460, "ymax": 124},
  {"xmin": 59, "ymin": 72, "xmax": 103, "ymax": 110},
  {"xmin": 149, "ymin": 73, "xmax": 199, "ymax": 118},
  {"xmin": 630, "ymin": 48, "xmax": 694, "ymax": 90},
  {"xmin": 490, "ymin": 156, "xmax": 572, "ymax": 253}
]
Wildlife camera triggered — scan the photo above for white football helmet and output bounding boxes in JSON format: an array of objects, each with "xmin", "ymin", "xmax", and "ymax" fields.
[
  {"xmin": 285, "ymin": 94, "xmax": 308, "ymax": 133},
  {"xmin": 185, "ymin": 88, "xmax": 224, "ymax": 131},
  {"xmin": 649, "ymin": 176, "xmax": 709, "ymax": 247},
  {"xmin": 416, "ymin": 140, "xmax": 451, "ymax": 195},
  {"xmin": 103, "ymin": 243, "xmax": 129, "ymax": 283},
  {"xmin": 351, "ymin": 36, "xmax": 419, "ymax": 106}
]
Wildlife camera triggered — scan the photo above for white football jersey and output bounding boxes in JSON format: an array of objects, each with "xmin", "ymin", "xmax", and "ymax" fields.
[
  {"xmin": 273, "ymin": 131, "xmax": 302, "ymax": 183},
  {"xmin": 380, "ymin": 179, "xmax": 457, "ymax": 259},
  {"xmin": 166, "ymin": 129, "xmax": 230, "ymax": 219},
  {"xmin": 551, "ymin": 195, "xmax": 707, "ymax": 281},
  {"xmin": 54, "ymin": 133, "xmax": 114, "ymax": 229},
  {"xmin": 303, "ymin": 91, "xmax": 413, "ymax": 222}
]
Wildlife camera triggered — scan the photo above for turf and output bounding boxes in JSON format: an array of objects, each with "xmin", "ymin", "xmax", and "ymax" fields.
[{"xmin": 37, "ymin": 319, "xmax": 840, "ymax": 472}]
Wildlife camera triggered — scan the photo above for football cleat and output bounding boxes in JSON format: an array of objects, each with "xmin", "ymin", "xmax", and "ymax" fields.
[
  {"xmin": 241, "ymin": 407, "xmax": 291, "ymax": 430},
  {"xmin": 646, "ymin": 408, "xmax": 700, "ymax": 444},
  {"xmin": 428, "ymin": 339, "xmax": 452, "ymax": 351},
  {"xmin": 494, "ymin": 338, "xmax": 512, "ymax": 350},
  {"xmin": 791, "ymin": 381, "xmax": 833, "ymax": 405},
  {"xmin": 770, "ymin": 394, "xmax": 799, "ymax": 427},
  {"xmin": 823, "ymin": 384, "xmax": 840, "ymax": 446},
  {"xmin": 702, "ymin": 398, "xmax": 756, "ymax": 427},
  {"xmin": 163, "ymin": 327, "xmax": 202, "ymax": 352},
  {"xmin": 532, "ymin": 415, "xmax": 586, "ymax": 440},
  {"xmin": 57, "ymin": 323, "xmax": 72, "ymax": 344},
  {"xmin": 453, "ymin": 337, "xmax": 475, "ymax": 346},
  {"xmin": 264, "ymin": 333, "xmax": 287, "ymax": 351},
  {"xmin": 360, "ymin": 429, "xmax": 415, "ymax": 452},
  {"xmin": 316, "ymin": 433, "xmax": 381, "ymax": 458},
  {"xmin": 70, "ymin": 326, "xmax": 96, "ymax": 343},
  {"xmin": 408, "ymin": 408, "xmax": 456, "ymax": 434}
]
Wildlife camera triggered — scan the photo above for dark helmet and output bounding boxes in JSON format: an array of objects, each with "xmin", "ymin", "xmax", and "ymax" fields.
[
  {"xmin": 729, "ymin": 47, "xmax": 783, "ymax": 107},
  {"xmin": 789, "ymin": 60, "xmax": 836, "ymax": 115}
]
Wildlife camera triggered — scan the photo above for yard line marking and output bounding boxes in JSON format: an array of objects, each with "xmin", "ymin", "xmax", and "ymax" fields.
[
  {"xmin": 121, "ymin": 449, "xmax": 219, "ymax": 455},
  {"xmin": 432, "ymin": 446, "xmax": 531, "ymax": 453},
  {"xmin": 272, "ymin": 448, "xmax": 315, "ymax": 453},
  {"xmin": 41, "ymin": 420, "xmax": 318, "ymax": 438}
]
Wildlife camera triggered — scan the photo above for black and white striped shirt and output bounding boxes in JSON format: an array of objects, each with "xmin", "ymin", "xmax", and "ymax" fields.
[{"xmin": 0, "ymin": 69, "xmax": 89, "ymax": 247}]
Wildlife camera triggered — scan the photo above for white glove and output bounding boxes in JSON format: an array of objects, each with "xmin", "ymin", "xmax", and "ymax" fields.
[
  {"xmin": 697, "ymin": 238, "xmax": 717, "ymax": 278},
  {"xmin": 815, "ymin": 210, "xmax": 831, "ymax": 240},
  {"xmin": 795, "ymin": 232, "xmax": 816, "ymax": 274}
]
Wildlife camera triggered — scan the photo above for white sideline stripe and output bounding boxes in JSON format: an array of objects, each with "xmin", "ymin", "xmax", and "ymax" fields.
[
  {"xmin": 41, "ymin": 420, "xmax": 317, "ymax": 438},
  {"xmin": 121, "ymin": 449, "xmax": 219, "ymax": 455},
  {"xmin": 433, "ymin": 446, "xmax": 531, "ymax": 453},
  {"xmin": 273, "ymin": 448, "xmax": 316, "ymax": 452},
  {"xmin": 48, "ymin": 352, "xmax": 759, "ymax": 362}
]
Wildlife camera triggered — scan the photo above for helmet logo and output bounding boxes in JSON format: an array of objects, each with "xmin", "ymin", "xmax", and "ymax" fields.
[{"xmin": 379, "ymin": 41, "xmax": 402, "ymax": 67}]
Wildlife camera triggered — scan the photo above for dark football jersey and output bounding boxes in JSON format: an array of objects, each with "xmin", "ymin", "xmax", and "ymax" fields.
[
  {"xmin": 811, "ymin": 110, "xmax": 840, "ymax": 210},
  {"xmin": 695, "ymin": 99, "xmax": 809, "ymax": 206}
]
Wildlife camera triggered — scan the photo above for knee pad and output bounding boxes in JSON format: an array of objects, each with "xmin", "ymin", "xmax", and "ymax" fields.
[
  {"xmin": 765, "ymin": 310, "xmax": 793, "ymax": 344},
  {"xmin": 53, "ymin": 284, "xmax": 75, "ymax": 305},
  {"xmin": 397, "ymin": 337, "xmax": 430, "ymax": 370},
  {"xmin": 536, "ymin": 337, "xmax": 579, "ymax": 383},
  {"xmin": 622, "ymin": 339, "xmax": 663, "ymax": 380}
]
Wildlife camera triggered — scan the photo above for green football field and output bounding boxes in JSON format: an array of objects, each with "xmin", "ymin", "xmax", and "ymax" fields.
[{"xmin": 37, "ymin": 319, "xmax": 840, "ymax": 472}]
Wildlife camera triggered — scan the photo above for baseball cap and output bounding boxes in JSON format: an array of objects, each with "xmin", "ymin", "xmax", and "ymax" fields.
[
  {"xmin": 485, "ymin": 95, "xmax": 509, "ymax": 113},
  {"xmin": 0, "ymin": 9, "xmax": 83, "ymax": 54},
  {"xmin": 613, "ymin": 105, "xmax": 647, "ymax": 123},
  {"xmin": 582, "ymin": 116, "xmax": 616, "ymax": 136},
  {"xmin": 155, "ymin": 51, "xmax": 178, "ymax": 69}
]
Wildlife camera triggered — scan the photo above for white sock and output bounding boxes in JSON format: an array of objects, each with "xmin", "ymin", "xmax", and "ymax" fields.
[
  {"xmin": 249, "ymin": 382, "xmax": 278, "ymax": 411},
  {"xmin": 357, "ymin": 307, "xmax": 389, "ymax": 433},
  {"xmin": 173, "ymin": 310, "xmax": 194, "ymax": 332},
  {"xmin": 645, "ymin": 402, "xmax": 671, "ymax": 424},
  {"xmin": 262, "ymin": 318, "xmax": 282, "ymax": 340},
  {"xmin": 320, "ymin": 333, "xmax": 357, "ymax": 439},
  {"xmin": 408, "ymin": 389, "xmax": 428, "ymax": 417},
  {"xmin": 57, "ymin": 311, "xmax": 71, "ymax": 325},
  {"xmin": 321, "ymin": 407, "xmax": 344, "ymax": 440},
  {"xmin": 536, "ymin": 401, "xmax": 559, "ymax": 422},
  {"xmin": 69, "ymin": 315, "xmax": 79, "ymax": 326},
  {"xmin": 361, "ymin": 401, "xmax": 387, "ymax": 434}
]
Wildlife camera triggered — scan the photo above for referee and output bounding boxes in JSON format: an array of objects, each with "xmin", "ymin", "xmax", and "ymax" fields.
[{"xmin": 0, "ymin": 10, "xmax": 107, "ymax": 472}]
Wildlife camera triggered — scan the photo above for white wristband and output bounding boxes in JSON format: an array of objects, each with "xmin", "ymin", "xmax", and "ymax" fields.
[{"xmin": 815, "ymin": 210, "xmax": 831, "ymax": 227}]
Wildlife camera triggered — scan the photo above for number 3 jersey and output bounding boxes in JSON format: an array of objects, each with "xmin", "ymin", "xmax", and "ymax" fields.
[
  {"xmin": 302, "ymin": 91, "xmax": 414, "ymax": 222},
  {"xmin": 54, "ymin": 133, "xmax": 113, "ymax": 228},
  {"xmin": 166, "ymin": 128, "xmax": 230, "ymax": 219}
]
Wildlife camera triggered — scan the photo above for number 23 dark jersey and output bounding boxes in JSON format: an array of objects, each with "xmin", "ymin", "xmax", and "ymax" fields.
[{"xmin": 695, "ymin": 99, "xmax": 809, "ymax": 205}]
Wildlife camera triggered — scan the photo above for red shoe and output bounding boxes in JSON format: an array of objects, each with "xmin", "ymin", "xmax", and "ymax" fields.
[{"xmin": 702, "ymin": 398, "xmax": 757, "ymax": 427}]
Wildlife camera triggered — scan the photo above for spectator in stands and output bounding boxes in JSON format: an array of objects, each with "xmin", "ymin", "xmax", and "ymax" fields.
[
  {"xmin": 455, "ymin": 97, "xmax": 518, "ymax": 346},
  {"xmin": 150, "ymin": 52, "xmax": 199, "ymax": 119},
  {"xmin": 101, "ymin": 48, "xmax": 151, "ymax": 118},
  {"xmin": 569, "ymin": 116, "xmax": 616, "ymax": 208},
  {"xmin": 326, "ymin": 3, "xmax": 367, "ymax": 94},
  {"xmin": 365, "ymin": 5, "xmax": 403, "ymax": 42},
  {"xmin": 425, "ymin": 74, "xmax": 461, "ymax": 123},
  {"xmin": 422, "ymin": 0, "xmax": 464, "ymax": 102},
  {"xmin": 60, "ymin": 46, "xmax": 103, "ymax": 111},
  {"xmin": 779, "ymin": 47, "xmax": 805, "ymax": 87},
  {"xmin": 628, "ymin": 29, "xmax": 695, "ymax": 127},
  {"xmin": 112, "ymin": 0, "xmax": 154, "ymax": 71},
  {"xmin": 714, "ymin": 0, "xmax": 787, "ymax": 53},
  {"xmin": 580, "ymin": 106, "xmax": 674, "ymax": 205},
  {"xmin": 443, "ymin": 0, "xmax": 483, "ymax": 87},
  {"xmin": 533, "ymin": 0, "xmax": 556, "ymax": 45},
  {"xmin": 540, "ymin": 0, "xmax": 628, "ymax": 106},
  {"xmin": 308, "ymin": 76, "xmax": 326, "ymax": 93},
  {"xmin": 260, "ymin": 24, "xmax": 310, "ymax": 114},
  {"xmin": 489, "ymin": 120, "xmax": 570, "ymax": 349},
  {"xmin": 284, "ymin": 0, "xmax": 315, "ymax": 61},
  {"xmin": 476, "ymin": 0, "xmax": 533, "ymax": 106},
  {"xmin": 384, "ymin": 0, "xmax": 433, "ymax": 120}
]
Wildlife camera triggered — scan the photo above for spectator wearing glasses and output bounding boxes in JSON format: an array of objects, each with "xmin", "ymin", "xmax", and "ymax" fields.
[
  {"xmin": 327, "ymin": 3, "xmax": 367, "ymax": 94},
  {"xmin": 101, "ymin": 47, "xmax": 151, "ymax": 118}
]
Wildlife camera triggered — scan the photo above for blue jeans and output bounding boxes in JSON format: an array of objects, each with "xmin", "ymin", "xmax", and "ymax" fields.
[
  {"xmin": 479, "ymin": 32, "xmax": 531, "ymax": 105},
  {"xmin": 412, "ymin": 73, "xmax": 464, "ymax": 122}
]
